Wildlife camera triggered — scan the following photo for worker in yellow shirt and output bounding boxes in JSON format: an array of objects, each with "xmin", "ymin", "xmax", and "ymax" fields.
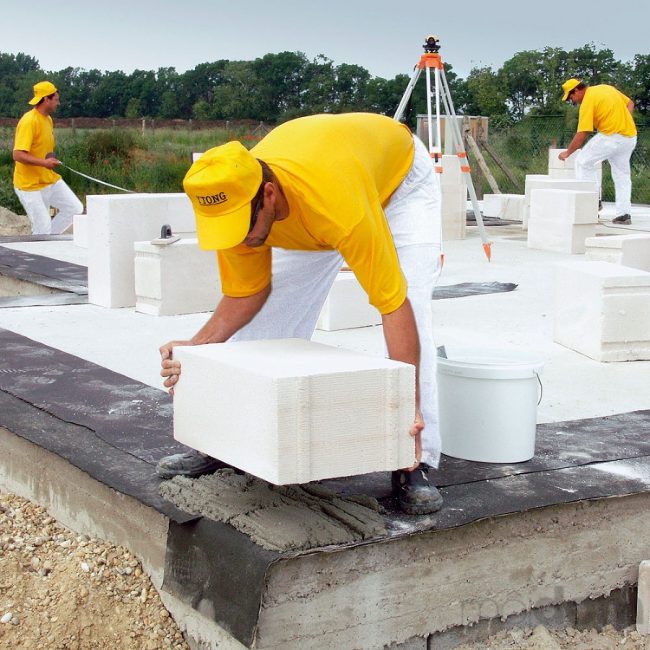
[
  {"xmin": 13, "ymin": 81, "xmax": 83, "ymax": 234},
  {"xmin": 559, "ymin": 79, "xmax": 637, "ymax": 225},
  {"xmin": 157, "ymin": 113, "xmax": 444, "ymax": 515}
]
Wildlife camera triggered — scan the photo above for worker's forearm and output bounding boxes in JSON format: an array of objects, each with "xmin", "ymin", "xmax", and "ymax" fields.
[
  {"xmin": 13, "ymin": 150, "xmax": 50, "ymax": 166},
  {"xmin": 564, "ymin": 132, "xmax": 589, "ymax": 156},
  {"xmin": 190, "ymin": 285, "xmax": 271, "ymax": 345},
  {"xmin": 382, "ymin": 298, "xmax": 421, "ymax": 406}
]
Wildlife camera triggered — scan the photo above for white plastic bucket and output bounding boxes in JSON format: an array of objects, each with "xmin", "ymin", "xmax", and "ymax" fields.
[{"xmin": 437, "ymin": 345, "xmax": 544, "ymax": 463}]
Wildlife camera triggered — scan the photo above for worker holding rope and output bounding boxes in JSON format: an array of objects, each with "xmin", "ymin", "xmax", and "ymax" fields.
[
  {"xmin": 12, "ymin": 81, "xmax": 83, "ymax": 235},
  {"xmin": 157, "ymin": 113, "xmax": 444, "ymax": 515}
]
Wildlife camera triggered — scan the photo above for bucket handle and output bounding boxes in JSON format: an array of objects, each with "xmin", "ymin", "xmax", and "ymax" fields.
[{"xmin": 535, "ymin": 371, "xmax": 543, "ymax": 406}]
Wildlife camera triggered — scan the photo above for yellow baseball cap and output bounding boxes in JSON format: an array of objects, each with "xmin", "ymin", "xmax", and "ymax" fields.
[
  {"xmin": 183, "ymin": 141, "xmax": 262, "ymax": 250},
  {"xmin": 562, "ymin": 78, "xmax": 581, "ymax": 102},
  {"xmin": 28, "ymin": 81, "xmax": 58, "ymax": 105}
]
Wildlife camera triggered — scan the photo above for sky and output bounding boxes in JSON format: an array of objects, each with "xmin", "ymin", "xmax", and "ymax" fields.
[{"xmin": 1, "ymin": 0, "xmax": 648, "ymax": 81}]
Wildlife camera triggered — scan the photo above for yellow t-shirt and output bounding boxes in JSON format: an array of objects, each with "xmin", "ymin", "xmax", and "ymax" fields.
[
  {"xmin": 577, "ymin": 85, "xmax": 637, "ymax": 137},
  {"xmin": 217, "ymin": 113, "xmax": 415, "ymax": 314},
  {"xmin": 13, "ymin": 109, "xmax": 61, "ymax": 191}
]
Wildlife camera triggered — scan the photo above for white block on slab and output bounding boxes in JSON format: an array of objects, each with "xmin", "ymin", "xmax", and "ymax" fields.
[
  {"xmin": 173, "ymin": 339, "xmax": 416, "ymax": 485},
  {"xmin": 530, "ymin": 188, "xmax": 599, "ymax": 225},
  {"xmin": 548, "ymin": 168, "xmax": 576, "ymax": 180},
  {"xmin": 554, "ymin": 261, "xmax": 650, "ymax": 362},
  {"xmin": 134, "ymin": 238, "xmax": 221, "ymax": 316},
  {"xmin": 72, "ymin": 214, "xmax": 88, "ymax": 248},
  {"xmin": 316, "ymin": 270, "xmax": 381, "ymax": 331},
  {"xmin": 637, "ymin": 560, "xmax": 650, "ymax": 634},
  {"xmin": 528, "ymin": 221, "xmax": 596, "ymax": 254},
  {"xmin": 523, "ymin": 176, "xmax": 597, "ymax": 230},
  {"xmin": 482, "ymin": 193, "xmax": 525, "ymax": 221},
  {"xmin": 585, "ymin": 234, "xmax": 650, "ymax": 272},
  {"xmin": 87, "ymin": 193, "xmax": 196, "ymax": 308}
]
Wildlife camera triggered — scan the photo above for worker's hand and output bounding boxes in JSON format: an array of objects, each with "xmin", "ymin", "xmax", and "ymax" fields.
[
  {"xmin": 405, "ymin": 409, "xmax": 424, "ymax": 471},
  {"xmin": 160, "ymin": 339, "xmax": 192, "ymax": 395},
  {"xmin": 558, "ymin": 151, "xmax": 570, "ymax": 161},
  {"xmin": 42, "ymin": 157, "xmax": 61, "ymax": 170}
]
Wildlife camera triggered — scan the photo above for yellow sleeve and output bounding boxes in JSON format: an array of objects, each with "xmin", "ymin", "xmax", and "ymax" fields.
[
  {"xmin": 336, "ymin": 192, "xmax": 407, "ymax": 315},
  {"xmin": 13, "ymin": 115, "xmax": 35, "ymax": 152},
  {"xmin": 217, "ymin": 245, "xmax": 272, "ymax": 297}
]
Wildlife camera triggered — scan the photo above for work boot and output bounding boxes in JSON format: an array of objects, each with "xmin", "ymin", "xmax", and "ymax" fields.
[
  {"xmin": 392, "ymin": 463, "xmax": 443, "ymax": 515},
  {"xmin": 612, "ymin": 214, "xmax": 632, "ymax": 225},
  {"xmin": 156, "ymin": 450, "xmax": 224, "ymax": 479}
]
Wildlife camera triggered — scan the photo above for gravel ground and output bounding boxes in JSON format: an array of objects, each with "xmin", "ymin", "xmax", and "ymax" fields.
[{"xmin": 0, "ymin": 490, "xmax": 189, "ymax": 649}]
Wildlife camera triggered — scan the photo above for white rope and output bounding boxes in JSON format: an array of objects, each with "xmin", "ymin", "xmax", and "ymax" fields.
[{"xmin": 60, "ymin": 163, "xmax": 136, "ymax": 193}]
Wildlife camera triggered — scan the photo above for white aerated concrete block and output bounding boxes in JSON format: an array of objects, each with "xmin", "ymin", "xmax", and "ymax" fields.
[
  {"xmin": 585, "ymin": 234, "xmax": 650, "ymax": 272},
  {"xmin": 316, "ymin": 270, "xmax": 381, "ymax": 331},
  {"xmin": 531, "ymin": 189, "xmax": 599, "ymax": 225},
  {"xmin": 173, "ymin": 339, "xmax": 416, "ymax": 484},
  {"xmin": 554, "ymin": 261, "xmax": 650, "ymax": 362},
  {"xmin": 548, "ymin": 168, "xmax": 576, "ymax": 179},
  {"xmin": 529, "ymin": 222, "xmax": 596, "ymax": 254},
  {"xmin": 441, "ymin": 154, "xmax": 467, "ymax": 240},
  {"xmin": 523, "ymin": 176, "xmax": 598, "ymax": 230},
  {"xmin": 548, "ymin": 148, "xmax": 579, "ymax": 171},
  {"xmin": 482, "ymin": 194, "xmax": 525, "ymax": 221},
  {"xmin": 134, "ymin": 238, "xmax": 221, "ymax": 316},
  {"xmin": 87, "ymin": 193, "xmax": 196, "ymax": 308},
  {"xmin": 72, "ymin": 214, "xmax": 88, "ymax": 248},
  {"xmin": 637, "ymin": 560, "xmax": 650, "ymax": 634}
]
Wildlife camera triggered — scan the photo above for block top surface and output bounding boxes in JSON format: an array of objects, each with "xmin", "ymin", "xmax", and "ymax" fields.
[
  {"xmin": 175, "ymin": 339, "xmax": 412, "ymax": 378},
  {"xmin": 134, "ymin": 238, "xmax": 200, "ymax": 252},
  {"xmin": 555, "ymin": 260, "xmax": 650, "ymax": 284},
  {"xmin": 585, "ymin": 234, "xmax": 650, "ymax": 248}
]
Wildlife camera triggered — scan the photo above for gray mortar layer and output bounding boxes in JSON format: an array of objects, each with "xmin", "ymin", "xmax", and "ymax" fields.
[{"xmin": 160, "ymin": 469, "xmax": 387, "ymax": 552}]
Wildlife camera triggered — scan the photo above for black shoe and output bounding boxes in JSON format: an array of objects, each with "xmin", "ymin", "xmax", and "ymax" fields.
[
  {"xmin": 156, "ymin": 450, "xmax": 224, "ymax": 479},
  {"xmin": 612, "ymin": 214, "xmax": 632, "ymax": 225},
  {"xmin": 392, "ymin": 463, "xmax": 443, "ymax": 515}
]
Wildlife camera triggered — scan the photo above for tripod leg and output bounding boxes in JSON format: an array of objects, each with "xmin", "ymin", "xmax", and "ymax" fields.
[{"xmin": 395, "ymin": 68, "xmax": 422, "ymax": 123}]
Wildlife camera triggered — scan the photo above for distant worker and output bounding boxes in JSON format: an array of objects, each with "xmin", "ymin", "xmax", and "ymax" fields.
[
  {"xmin": 559, "ymin": 78, "xmax": 637, "ymax": 225},
  {"xmin": 156, "ymin": 112, "xmax": 444, "ymax": 515},
  {"xmin": 12, "ymin": 81, "xmax": 83, "ymax": 234}
]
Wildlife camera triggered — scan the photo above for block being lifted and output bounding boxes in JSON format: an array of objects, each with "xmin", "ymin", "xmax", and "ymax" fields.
[{"xmin": 173, "ymin": 339, "xmax": 416, "ymax": 485}]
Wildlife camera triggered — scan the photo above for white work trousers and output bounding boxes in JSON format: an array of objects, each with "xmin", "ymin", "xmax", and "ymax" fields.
[
  {"xmin": 231, "ymin": 136, "xmax": 443, "ymax": 467},
  {"xmin": 575, "ymin": 133, "xmax": 637, "ymax": 216},
  {"xmin": 14, "ymin": 179, "xmax": 83, "ymax": 235}
]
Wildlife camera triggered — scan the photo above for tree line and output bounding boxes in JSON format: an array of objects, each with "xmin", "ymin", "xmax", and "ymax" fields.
[{"xmin": 0, "ymin": 45, "xmax": 647, "ymax": 125}]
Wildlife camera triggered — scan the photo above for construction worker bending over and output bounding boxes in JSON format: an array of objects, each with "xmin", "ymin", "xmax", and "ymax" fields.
[
  {"xmin": 559, "ymin": 78, "xmax": 637, "ymax": 225},
  {"xmin": 13, "ymin": 81, "xmax": 83, "ymax": 235},
  {"xmin": 157, "ymin": 113, "xmax": 443, "ymax": 515}
]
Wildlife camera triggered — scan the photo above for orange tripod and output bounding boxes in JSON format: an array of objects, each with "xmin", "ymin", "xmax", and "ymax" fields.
[{"xmin": 394, "ymin": 36, "xmax": 492, "ymax": 261}]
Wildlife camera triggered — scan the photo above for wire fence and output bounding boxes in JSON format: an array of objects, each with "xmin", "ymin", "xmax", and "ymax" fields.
[{"xmin": 469, "ymin": 116, "xmax": 650, "ymax": 205}]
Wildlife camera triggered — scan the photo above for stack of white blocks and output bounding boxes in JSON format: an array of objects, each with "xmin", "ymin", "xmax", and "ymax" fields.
[
  {"xmin": 585, "ymin": 234, "xmax": 650, "ymax": 273},
  {"xmin": 134, "ymin": 239, "xmax": 221, "ymax": 316},
  {"xmin": 523, "ymin": 176, "xmax": 598, "ymax": 230},
  {"xmin": 87, "ymin": 193, "xmax": 196, "ymax": 308},
  {"xmin": 316, "ymin": 270, "xmax": 381, "ymax": 331},
  {"xmin": 440, "ymin": 154, "xmax": 466, "ymax": 240},
  {"xmin": 173, "ymin": 339, "xmax": 416, "ymax": 484},
  {"xmin": 528, "ymin": 189, "xmax": 599, "ymax": 254},
  {"xmin": 554, "ymin": 260, "xmax": 650, "ymax": 362},
  {"xmin": 482, "ymin": 193, "xmax": 525, "ymax": 221}
]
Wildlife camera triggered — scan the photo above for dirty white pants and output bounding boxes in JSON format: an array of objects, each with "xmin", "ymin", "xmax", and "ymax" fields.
[
  {"xmin": 14, "ymin": 179, "xmax": 83, "ymax": 235},
  {"xmin": 231, "ymin": 136, "xmax": 443, "ymax": 467},
  {"xmin": 575, "ymin": 133, "xmax": 637, "ymax": 216}
]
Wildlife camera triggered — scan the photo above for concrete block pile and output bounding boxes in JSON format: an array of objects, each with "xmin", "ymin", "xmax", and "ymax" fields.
[
  {"xmin": 528, "ymin": 189, "xmax": 598, "ymax": 254},
  {"xmin": 86, "ymin": 194, "xmax": 196, "ymax": 308},
  {"xmin": 440, "ymin": 154, "xmax": 467, "ymax": 240},
  {"xmin": 554, "ymin": 260, "xmax": 650, "ymax": 362},
  {"xmin": 173, "ymin": 339, "xmax": 416, "ymax": 484}
]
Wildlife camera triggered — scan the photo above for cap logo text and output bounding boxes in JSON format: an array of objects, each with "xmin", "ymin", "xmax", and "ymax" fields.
[{"xmin": 197, "ymin": 192, "xmax": 227, "ymax": 206}]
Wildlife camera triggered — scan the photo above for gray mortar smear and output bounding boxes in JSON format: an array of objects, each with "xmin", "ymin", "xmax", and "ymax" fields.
[{"xmin": 159, "ymin": 469, "xmax": 387, "ymax": 552}]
